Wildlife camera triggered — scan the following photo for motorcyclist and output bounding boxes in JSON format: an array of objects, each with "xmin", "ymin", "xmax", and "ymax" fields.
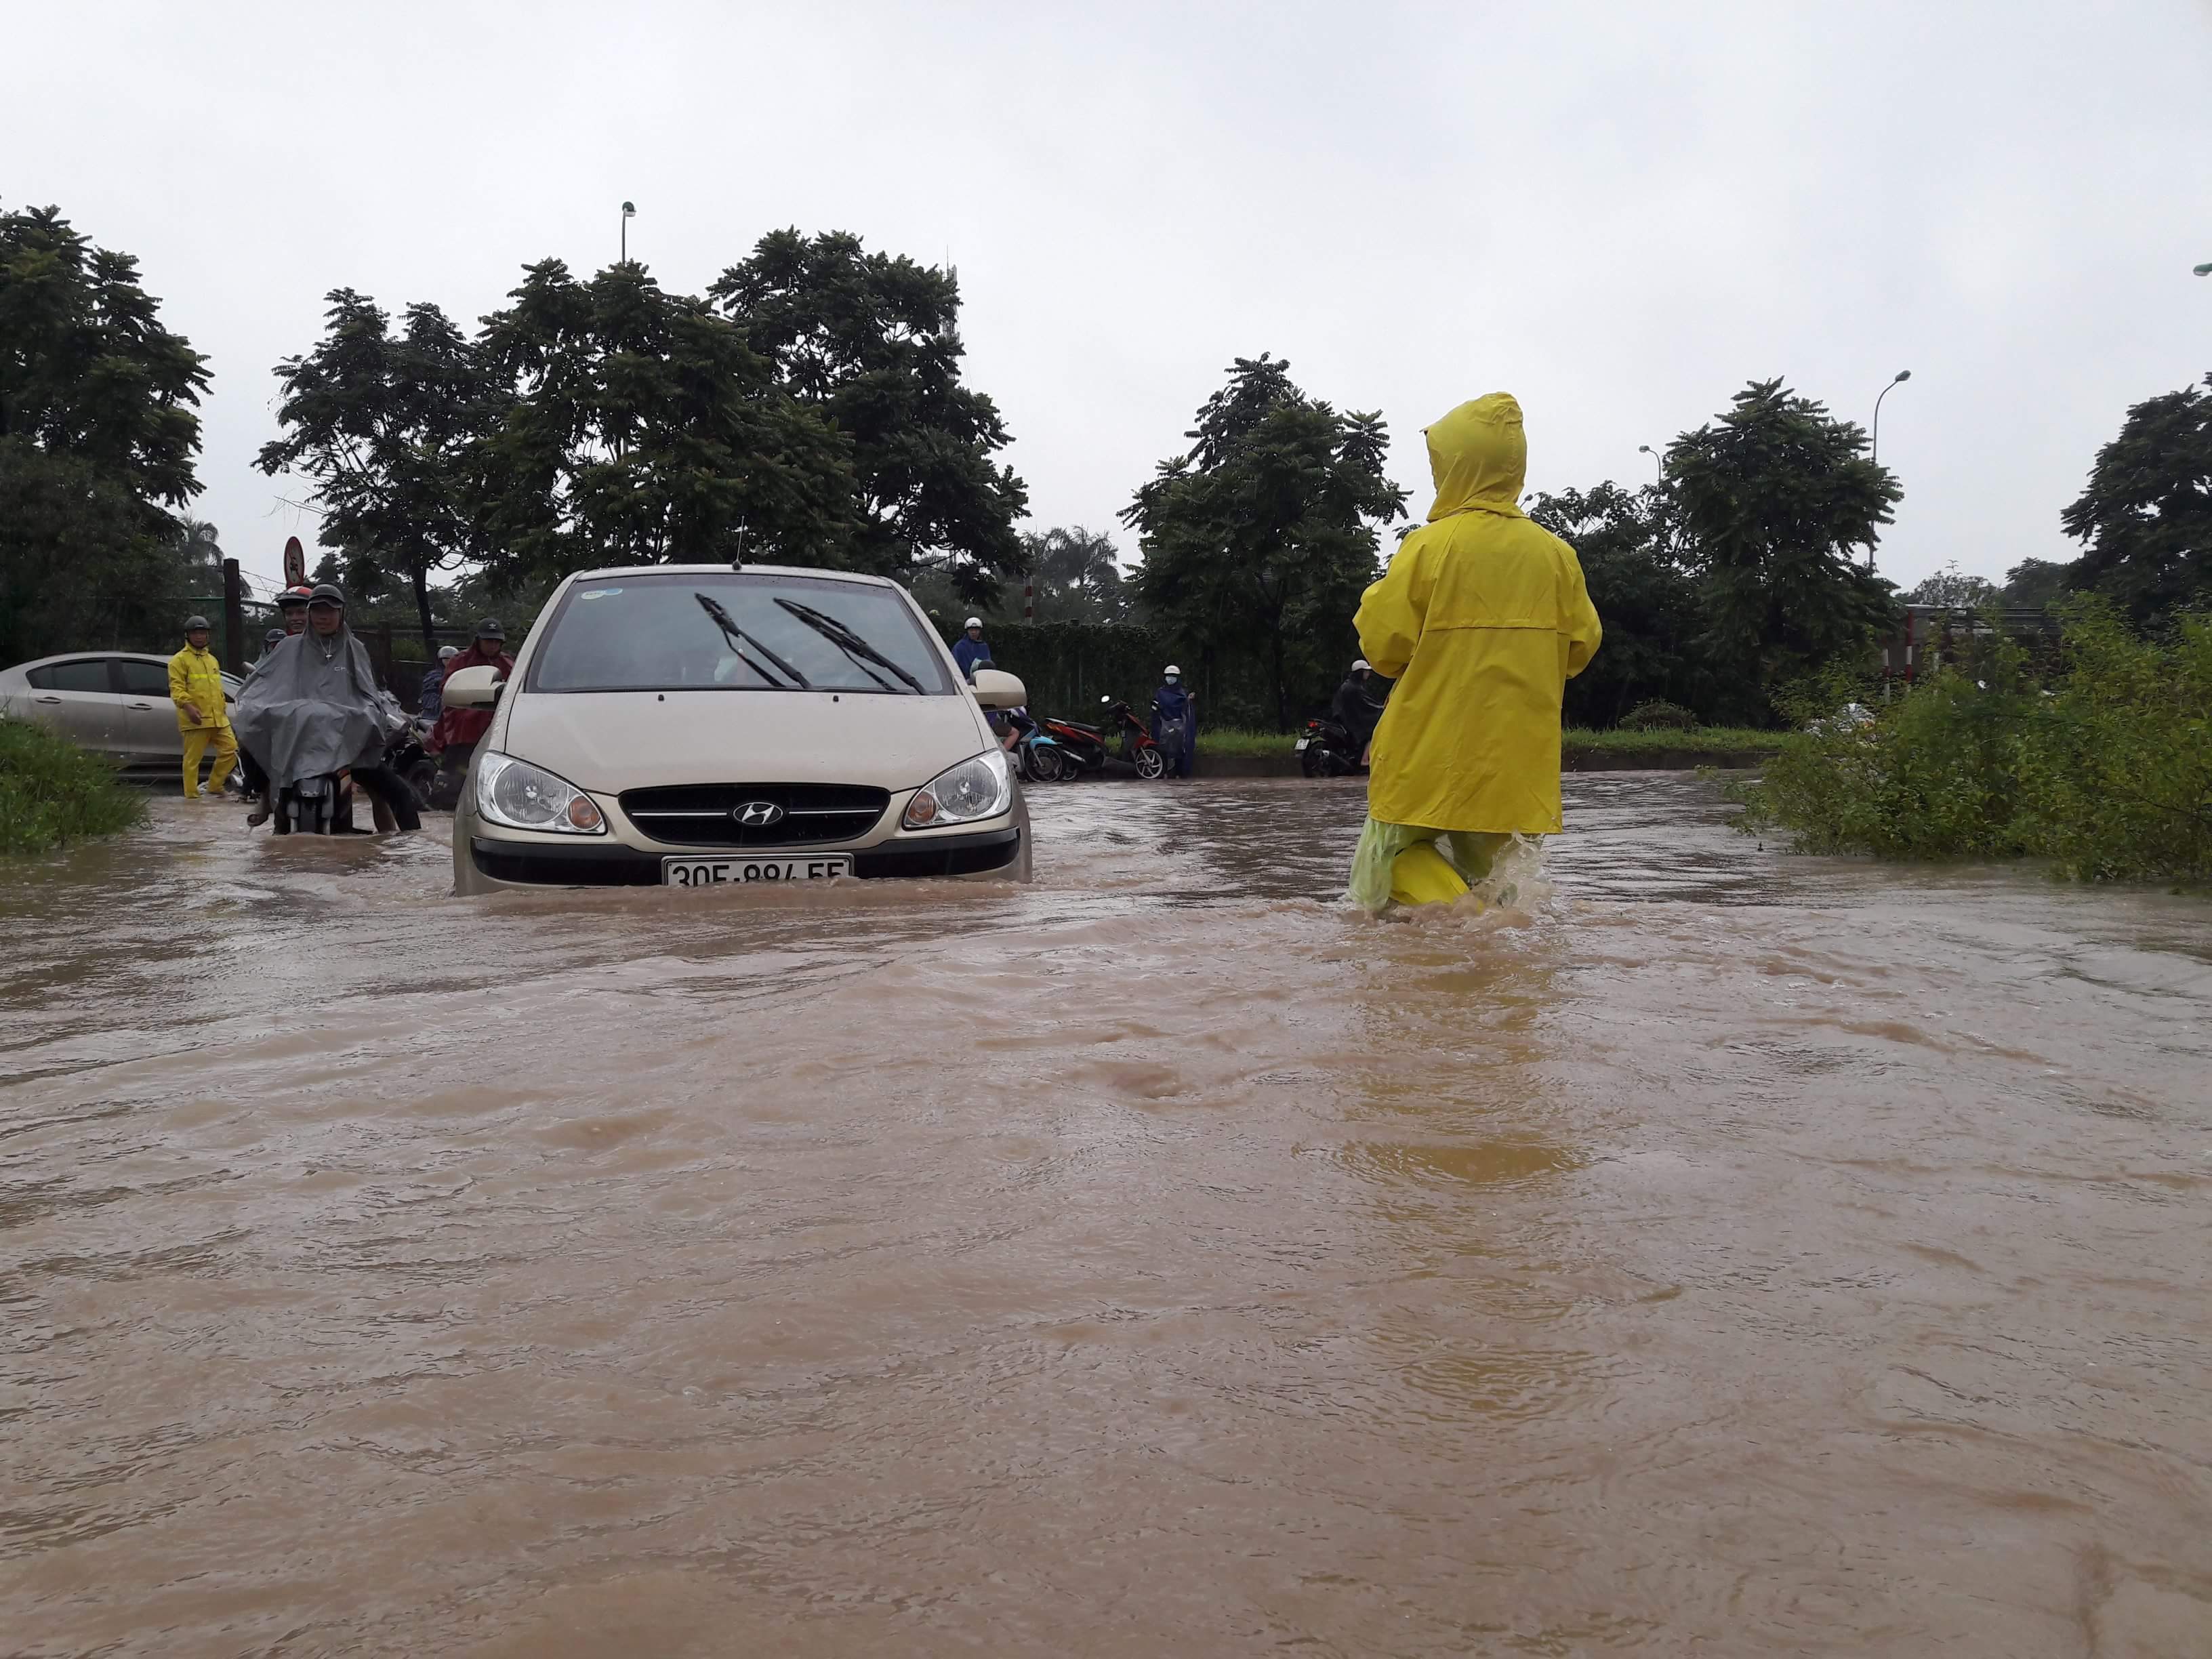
[
  {"xmin": 952, "ymin": 617, "xmax": 991, "ymax": 681},
  {"xmin": 1330, "ymin": 659, "xmax": 1386, "ymax": 765},
  {"xmin": 1151, "ymin": 665, "xmax": 1196, "ymax": 779},
  {"xmin": 434, "ymin": 618, "xmax": 514, "ymax": 783},
  {"xmin": 242, "ymin": 587, "xmax": 321, "ymax": 824},
  {"xmin": 419, "ymin": 644, "xmax": 459, "ymax": 722},
  {"xmin": 234, "ymin": 583, "xmax": 422, "ymax": 834}
]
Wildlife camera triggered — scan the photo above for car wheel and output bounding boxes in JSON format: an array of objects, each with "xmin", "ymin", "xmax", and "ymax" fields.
[{"xmin": 1135, "ymin": 747, "xmax": 1166, "ymax": 781}]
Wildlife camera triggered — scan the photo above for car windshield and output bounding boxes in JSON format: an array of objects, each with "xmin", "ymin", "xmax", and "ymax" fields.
[{"xmin": 528, "ymin": 573, "xmax": 957, "ymax": 696}]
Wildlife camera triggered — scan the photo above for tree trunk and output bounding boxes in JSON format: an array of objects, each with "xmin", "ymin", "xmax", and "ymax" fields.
[
  {"xmin": 412, "ymin": 566, "xmax": 436, "ymax": 655},
  {"xmin": 1269, "ymin": 623, "xmax": 1288, "ymax": 733}
]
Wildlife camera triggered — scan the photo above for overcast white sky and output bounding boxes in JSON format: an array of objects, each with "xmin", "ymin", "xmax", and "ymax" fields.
[{"xmin": 10, "ymin": 0, "xmax": 2211, "ymax": 598}]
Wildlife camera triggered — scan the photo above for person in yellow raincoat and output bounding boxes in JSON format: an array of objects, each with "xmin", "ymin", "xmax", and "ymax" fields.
[
  {"xmin": 167, "ymin": 615, "xmax": 237, "ymax": 799},
  {"xmin": 1347, "ymin": 394, "xmax": 1601, "ymax": 910}
]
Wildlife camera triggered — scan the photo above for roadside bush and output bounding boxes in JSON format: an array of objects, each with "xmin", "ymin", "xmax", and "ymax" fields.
[
  {"xmin": 2014, "ymin": 603, "xmax": 2212, "ymax": 880},
  {"xmin": 1618, "ymin": 699, "xmax": 1702, "ymax": 731},
  {"xmin": 1735, "ymin": 600, "xmax": 2212, "ymax": 882},
  {"xmin": 0, "ymin": 718, "xmax": 146, "ymax": 857}
]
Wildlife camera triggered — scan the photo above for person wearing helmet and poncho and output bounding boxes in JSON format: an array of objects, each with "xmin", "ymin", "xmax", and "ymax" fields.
[
  {"xmin": 952, "ymin": 617, "xmax": 991, "ymax": 681},
  {"xmin": 433, "ymin": 619, "xmax": 514, "ymax": 783},
  {"xmin": 1151, "ymin": 665, "xmax": 1195, "ymax": 779},
  {"xmin": 419, "ymin": 644, "xmax": 459, "ymax": 722},
  {"xmin": 1331, "ymin": 659, "xmax": 1387, "ymax": 765},
  {"xmin": 1347, "ymin": 394, "xmax": 1601, "ymax": 911},
  {"xmin": 233, "ymin": 583, "xmax": 421, "ymax": 833},
  {"xmin": 238, "ymin": 586, "xmax": 321, "ymax": 822}
]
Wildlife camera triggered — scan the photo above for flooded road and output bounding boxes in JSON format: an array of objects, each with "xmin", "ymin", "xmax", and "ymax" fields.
[{"xmin": 5, "ymin": 775, "xmax": 2211, "ymax": 1657}]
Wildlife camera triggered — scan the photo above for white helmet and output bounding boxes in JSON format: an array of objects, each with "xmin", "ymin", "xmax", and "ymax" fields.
[
  {"xmin": 963, "ymin": 616, "xmax": 983, "ymax": 630},
  {"xmin": 1164, "ymin": 664, "xmax": 1181, "ymax": 676},
  {"xmin": 438, "ymin": 644, "xmax": 459, "ymax": 661},
  {"xmin": 1351, "ymin": 659, "xmax": 1370, "ymax": 672}
]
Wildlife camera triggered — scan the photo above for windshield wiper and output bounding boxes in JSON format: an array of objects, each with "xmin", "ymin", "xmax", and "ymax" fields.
[
  {"xmin": 773, "ymin": 598, "xmax": 926, "ymax": 693},
  {"xmin": 695, "ymin": 592, "xmax": 811, "ymax": 689}
]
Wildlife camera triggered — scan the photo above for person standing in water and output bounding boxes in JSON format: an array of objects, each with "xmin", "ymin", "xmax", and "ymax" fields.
[
  {"xmin": 167, "ymin": 615, "xmax": 238, "ymax": 800},
  {"xmin": 1347, "ymin": 394, "xmax": 1601, "ymax": 911}
]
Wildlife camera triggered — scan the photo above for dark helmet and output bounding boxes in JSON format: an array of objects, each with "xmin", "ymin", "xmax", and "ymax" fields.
[
  {"xmin": 308, "ymin": 583, "xmax": 345, "ymax": 608},
  {"xmin": 182, "ymin": 614, "xmax": 211, "ymax": 632},
  {"xmin": 475, "ymin": 617, "xmax": 506, "ymax": 641},
  {"xmin": 276, "ymin": 584, "xmax": 313, "ymax": 610},
  {"xmin": 263, "ymin": 628, "xmax": 287, "ymax": 647}
]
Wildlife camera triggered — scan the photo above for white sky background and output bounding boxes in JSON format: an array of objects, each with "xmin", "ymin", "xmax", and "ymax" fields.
[{"xmin": 9, "ymin": 0, "xmax": 2211, "ymax": 599}]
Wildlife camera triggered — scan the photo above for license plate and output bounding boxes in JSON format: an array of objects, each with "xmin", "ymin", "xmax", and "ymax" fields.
[
  {"xmin": 661, "ymin": 855, "xmax": 852, "ymax": 887},
  {"xmin": 1293, "ymin": 738, "xmax": 1310, "ymax": 751}
]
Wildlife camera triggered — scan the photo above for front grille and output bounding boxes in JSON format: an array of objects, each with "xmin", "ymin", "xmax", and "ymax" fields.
[{"xmin": 618, "ymin": 782, "xmax": 890, "ymax": 848}]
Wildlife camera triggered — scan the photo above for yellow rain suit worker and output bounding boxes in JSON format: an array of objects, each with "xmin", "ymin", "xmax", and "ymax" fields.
[
  {"xmin": 1347, "ymin": 394, "xmax": 1601, "ymax": 911},
  {"xmin": 167, "ymin": 619, "xmax": 237, "ymax": 799}
]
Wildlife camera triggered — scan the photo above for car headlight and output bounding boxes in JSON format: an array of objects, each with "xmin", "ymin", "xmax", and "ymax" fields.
[
  {"xmin": 476, "ymin": 752, "xmax": 606, "ymax": 834},
  {"xmin": 903, "ymin": 747, "xmax": 1012, "ymax": 829}
]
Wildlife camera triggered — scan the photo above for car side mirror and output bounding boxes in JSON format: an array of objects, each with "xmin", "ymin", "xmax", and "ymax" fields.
[
  {"xmin": 970, "ymin": 668, "xmax": 1027, "ymax": 711},
  {"xmin": 443, "ymin": 665, "xmax": 505, "ymax": 709}
]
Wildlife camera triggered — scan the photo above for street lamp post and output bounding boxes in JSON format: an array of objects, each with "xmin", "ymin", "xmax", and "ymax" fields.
[
  {"xmin": 621, "ymin": 201, "xmax": 636, "ymax": 262},
  {"xmin": 2196, "ymin": 262, "xmax": 2212, "ymax": 276},
  {"xmin": 1637, "ymin": 443, "xmax": 1663, "ymax": 483},
  {"xmin": 1872, "ymin": 369, "xmax": 1911, "ymax": 466}
]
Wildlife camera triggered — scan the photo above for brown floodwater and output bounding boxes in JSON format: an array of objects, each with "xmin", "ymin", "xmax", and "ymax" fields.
[{"xmin": 5, "ymin": 775, "xmax": 2211, "ymax": 1657}]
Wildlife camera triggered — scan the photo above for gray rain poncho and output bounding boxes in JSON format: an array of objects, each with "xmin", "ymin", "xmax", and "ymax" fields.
[{"xmin": 232, "ymin": 624, "xmax": 403, "ymax": 790}]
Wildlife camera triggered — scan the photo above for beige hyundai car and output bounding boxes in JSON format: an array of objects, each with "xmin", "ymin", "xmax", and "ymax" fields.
[{"xmin": 446, "ymin": 565, "xmax": 1032, "ymax": 894}]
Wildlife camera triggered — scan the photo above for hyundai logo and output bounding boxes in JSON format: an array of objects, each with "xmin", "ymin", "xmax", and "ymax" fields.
[{"xmin": 733, "ymin": 800, "xmax": 785, "ymax": 828}]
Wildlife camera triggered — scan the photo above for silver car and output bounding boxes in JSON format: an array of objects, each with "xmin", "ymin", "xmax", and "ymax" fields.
[
  {"xmin": 0, "ymin": 652, "xmax": 244, "ymax": 775},
  {"xmin": 446, "ymin": 565, "xmax": 1033, "ymax": 893}
]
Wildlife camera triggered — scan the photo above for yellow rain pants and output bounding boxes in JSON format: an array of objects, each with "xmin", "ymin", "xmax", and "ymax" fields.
[
  {"xmin": 1346, "ymin": 819, "xmax": 1510, "ymax": 913},
  {"xmin": 181, "ymin": 723, "xmax": 237, "ymax": 798}
]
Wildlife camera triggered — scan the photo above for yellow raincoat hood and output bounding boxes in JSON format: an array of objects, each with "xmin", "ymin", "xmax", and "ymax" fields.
[{"xmin": 1425, "ymin": 393, "xmax": 1526, "ymax": 523}]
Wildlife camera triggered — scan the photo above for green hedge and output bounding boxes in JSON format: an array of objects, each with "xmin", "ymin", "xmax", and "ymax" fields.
[{"xmin": 940, "ymin": 619, "xmax": 1290, "ymax": 725}]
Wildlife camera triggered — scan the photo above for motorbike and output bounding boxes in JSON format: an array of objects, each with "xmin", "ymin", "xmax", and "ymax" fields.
[
  {"xmin": 1098, "ymin": 697, "xmax": 1169, "ymax": 781},
  {"xmin": 1034, "ymin": 712, "xmax": 1111, "ymax": 779},
  {"xmin": 273, "ymin": 701, "xmax": 432, "ymax": 835},
  {"xmin": 1296, "ymin": 716, "xmax": 1366, "ymax": 777},
  {"xmin": 1000, "ymin": 710, "xmax": 1068, "ymax": 783},
  {"xmin": 390, "ymin": 722, "xmax": 441, "ymax": 810},
  {"xmin": 274, "ymin": 771, "xmax": 350, "ymax": 835}
]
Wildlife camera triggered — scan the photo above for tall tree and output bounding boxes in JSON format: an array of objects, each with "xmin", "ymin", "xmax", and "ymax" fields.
[
  {"xmin": 1528, "ymin": 482, "xmax": 1716, "ymax": 724},
  {"xmin": 472, "ymin": 260, "xmax": 860, "ymax": 577},
  {"xmin": 2060, "ymin": 372, "xmax": 2212, "ymax": 624},
  {"xmin": 2003, "ymin": 556, "xmax": 2075, "ymax": 608},
  {"xmin": 710, "ymin": 230, "xmax": 1028, "ymax": 605},
  {"xmin": 1905, "ymin": 561, "xmax": 2002, "ymax": 608},
  {"xmin": 1122, "ymin": 356, "xmax": 1406, "ymax": 729},
  {"xmin": 258, "ymin": 291, "xmax": 507, "ymax": 649},
  {"xmin": 1019, "ymin": 525, "xmax": 1129, "ymax": 622},
  {"xmin": 0, "ymin": 204, "xmax": 209, "ymax": 662},
  {"xmin": 1667, "ymin": 379, "xmax": 1900, "ymax": 713}
]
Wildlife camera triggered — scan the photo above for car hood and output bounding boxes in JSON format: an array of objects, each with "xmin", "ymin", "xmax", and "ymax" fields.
[{"xmin": 497, "ymin": 691, "xmax": 995, "ymax": 794}]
